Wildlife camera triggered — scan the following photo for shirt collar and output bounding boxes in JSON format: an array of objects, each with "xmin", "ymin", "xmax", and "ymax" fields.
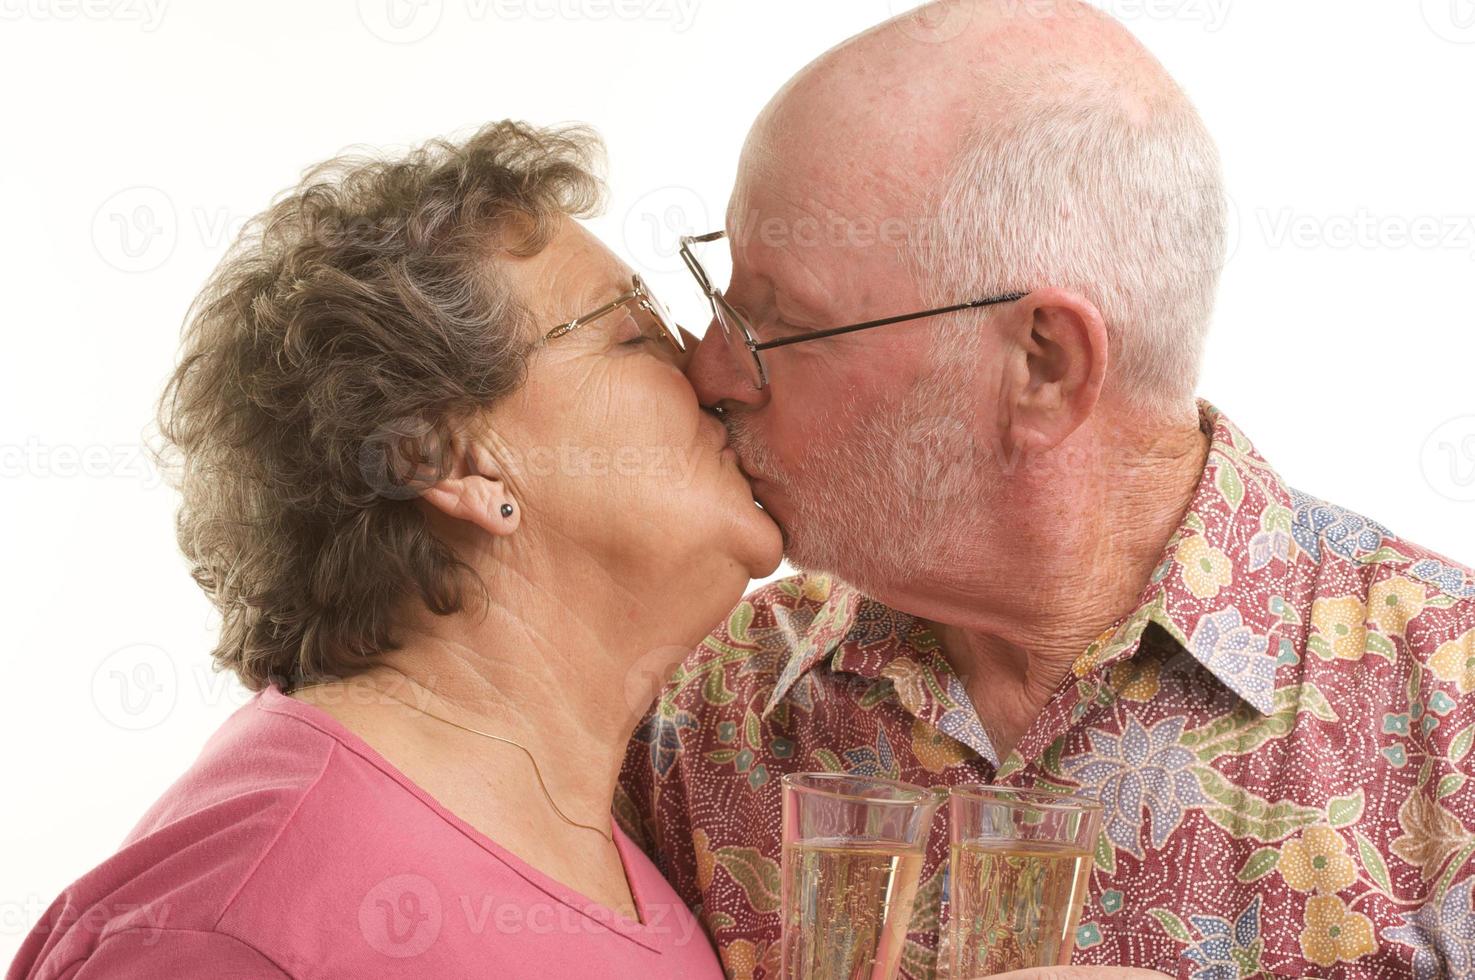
[
  {"xmin": 1067, "ymin": 400, "xmax": 1298, "ymax": 714},
  {"xmin": 761, "ymin": 580, "xmax": 866, "ymax": 717},
  {"xmin": 762, "ymin": 400, "xmax": 1299, "ymax": 719}
]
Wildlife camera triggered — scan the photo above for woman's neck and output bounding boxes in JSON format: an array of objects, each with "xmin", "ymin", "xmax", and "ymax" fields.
[{"xmin": 361, "ymin": 579, "xmax": 677, "ymax": 837}]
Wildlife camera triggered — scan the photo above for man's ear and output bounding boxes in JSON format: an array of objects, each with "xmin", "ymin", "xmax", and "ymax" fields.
[
  {"xmin": 418, "ymin": 432, "xmax": 521, "ymax": 537},
  {"xmin": 1000, "ymin": 287, "xmax": 1108, "ymax": 457}
]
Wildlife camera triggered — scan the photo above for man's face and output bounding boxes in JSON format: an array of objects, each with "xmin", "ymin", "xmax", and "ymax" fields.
[{"xmin": 684, "ymin": 142, "xmax": 1003, "ymax": 591}]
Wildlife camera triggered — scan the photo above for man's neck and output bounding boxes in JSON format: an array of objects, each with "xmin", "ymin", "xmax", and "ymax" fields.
[{"xmin": 875, "ymin": 409, "xmax": 1211, "ymax": 761}]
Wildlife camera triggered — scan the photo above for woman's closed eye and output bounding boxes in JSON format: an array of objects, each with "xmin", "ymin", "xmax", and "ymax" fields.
[{"xmin": 609, "ymin": 310, "xmax": 651, "ymax": 346}]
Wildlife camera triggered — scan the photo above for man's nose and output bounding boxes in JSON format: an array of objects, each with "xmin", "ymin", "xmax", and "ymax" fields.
[{"xmin": 685, "ymin": 318, "xmax": 768, "ymax": 411}]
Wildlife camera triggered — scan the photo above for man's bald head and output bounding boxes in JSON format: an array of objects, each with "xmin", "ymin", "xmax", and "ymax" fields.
[
  {"xmin": 748, "ymin": 1, "xmax": 1168, "ymax": 192},
  {"xmin": 734, "ymin": 0, "xmax": 1226, "ymax": 415}
]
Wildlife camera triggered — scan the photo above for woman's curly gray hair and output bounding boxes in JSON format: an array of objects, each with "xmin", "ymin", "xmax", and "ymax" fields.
[{"xmin": 151, "ymin": 120, "xmax": 605, "ymax": 692}]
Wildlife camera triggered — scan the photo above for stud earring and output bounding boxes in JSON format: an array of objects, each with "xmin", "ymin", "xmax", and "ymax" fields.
[{"xmin": 500, "ymin": 503, "xmax": 515, "ymax": 519}]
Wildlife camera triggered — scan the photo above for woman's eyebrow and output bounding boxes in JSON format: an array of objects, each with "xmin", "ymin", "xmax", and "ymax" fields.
[{"xmin": 552, "ymin": 275, "xmax": 632, "ymax": 330}]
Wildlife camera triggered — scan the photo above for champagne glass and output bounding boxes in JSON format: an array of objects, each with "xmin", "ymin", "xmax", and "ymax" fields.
[
  {"xmin": 781, "ymin": 773, "xmax": 944, "ymax": 979},
  {"xmin": 947, "ymin": 786, "xmax": 1103, "ymax": 977}
]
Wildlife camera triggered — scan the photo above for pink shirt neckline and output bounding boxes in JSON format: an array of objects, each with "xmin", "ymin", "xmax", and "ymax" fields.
[{"xmin": 258, "ymin": 683, "xmax": 661, "ymax": 948}]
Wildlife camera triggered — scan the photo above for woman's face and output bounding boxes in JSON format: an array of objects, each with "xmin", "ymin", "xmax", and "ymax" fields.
[{"xmin": 481, "ymin": 217, "xmax": 782, "ymax": 616}]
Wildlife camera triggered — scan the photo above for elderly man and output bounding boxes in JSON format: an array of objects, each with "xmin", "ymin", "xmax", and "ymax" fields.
[{"xmin": 618, "ymin": 1, "xmax": 1475, "ymax": 977}]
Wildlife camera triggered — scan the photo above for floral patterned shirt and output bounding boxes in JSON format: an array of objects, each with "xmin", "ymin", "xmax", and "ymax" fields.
[{"xmin": 617, "ymin": 402, "xmax": 1475, "ymax": 979}]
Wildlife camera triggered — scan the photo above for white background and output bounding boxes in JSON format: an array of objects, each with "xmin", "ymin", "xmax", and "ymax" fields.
[{"xmin": 2, "ymin": 0, "xmax": 1473, "ymax": 959}]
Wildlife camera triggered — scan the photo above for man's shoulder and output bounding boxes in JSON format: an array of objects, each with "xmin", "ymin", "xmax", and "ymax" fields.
[
  {"xmin": 1283, "ymin": 487, "xmax": 1475, "ymax": 695},
  {"xmin": 1287, "ymin": 485, "xmax": 1474, "ymax": 590}
]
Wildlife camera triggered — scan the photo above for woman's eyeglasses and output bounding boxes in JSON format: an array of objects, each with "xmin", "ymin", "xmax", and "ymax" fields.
[{"xmin": 542, "ymin": 274, "xmax": 685, "ymax": 353}]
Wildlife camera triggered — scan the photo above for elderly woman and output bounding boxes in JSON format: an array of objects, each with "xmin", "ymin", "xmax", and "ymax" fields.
[{"xmin": 10, "ymin": 122, "xmax": 780, "ymax": 978}]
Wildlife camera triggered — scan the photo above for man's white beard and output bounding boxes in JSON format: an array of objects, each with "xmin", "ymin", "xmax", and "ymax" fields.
[{"xmin": 726, "ymin": 359, "xmax": 1001, "ymax": 597}]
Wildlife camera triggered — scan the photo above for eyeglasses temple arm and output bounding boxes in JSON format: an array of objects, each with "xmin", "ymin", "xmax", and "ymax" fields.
[
  {"xmin": 542, "ymin": 289, "xmax": 639, "ymax": 342},
  {"xmin": 751, "ymin": 292, "xmax": 1029, "ymax": 351}
]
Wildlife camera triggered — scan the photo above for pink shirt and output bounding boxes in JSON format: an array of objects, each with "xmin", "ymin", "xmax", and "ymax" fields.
[{"xmin": 9, "ymin": 684, "xmax": 722, "ymax": 979}]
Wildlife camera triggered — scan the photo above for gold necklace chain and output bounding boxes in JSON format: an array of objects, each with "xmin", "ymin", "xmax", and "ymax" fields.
[{"xmin": 291, "ymin": 681, "xmax": 613, "ymax": 843}]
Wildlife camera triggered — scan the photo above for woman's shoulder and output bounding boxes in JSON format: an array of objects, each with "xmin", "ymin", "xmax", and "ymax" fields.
[
  {"xmin": 10, "ymin": 688, "xmax": 352, "ymax": 977},
  {"xmin": 119, "ymin": 685, "xmax": 343, "ymax": 847}
]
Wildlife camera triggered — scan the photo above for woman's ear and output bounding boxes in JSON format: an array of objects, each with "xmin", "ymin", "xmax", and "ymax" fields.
[
  {"xmin": 420, "ymin": 475, "xmax": 520, "ymax": 537},
  {"xmin": 417, "ymin": 429, "xmax": 521, "ymax": 537}
]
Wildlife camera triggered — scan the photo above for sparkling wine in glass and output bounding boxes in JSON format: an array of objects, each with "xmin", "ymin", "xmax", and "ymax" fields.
[
  {"xmin": 780, "ymin": 773, "xmax": 944, "ymax": 980},
  {"xmin": 947, "ymin": 786, "xmax": 1103, "ymax": 977}
]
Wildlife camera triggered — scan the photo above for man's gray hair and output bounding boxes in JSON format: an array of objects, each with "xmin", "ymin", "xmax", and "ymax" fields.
[{"xmin": 915, "ymin": 64, "xmax": 1227, "ymax": 419}]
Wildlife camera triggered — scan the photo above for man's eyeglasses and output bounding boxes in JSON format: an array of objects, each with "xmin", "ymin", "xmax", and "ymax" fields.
[
  {"xmin": 543, "ymin": 273, "xmax": 685, "ymax": 353},
  {"xmin": 679, "ymin": 230, "xmax": 1027, "ymax": 390}
]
